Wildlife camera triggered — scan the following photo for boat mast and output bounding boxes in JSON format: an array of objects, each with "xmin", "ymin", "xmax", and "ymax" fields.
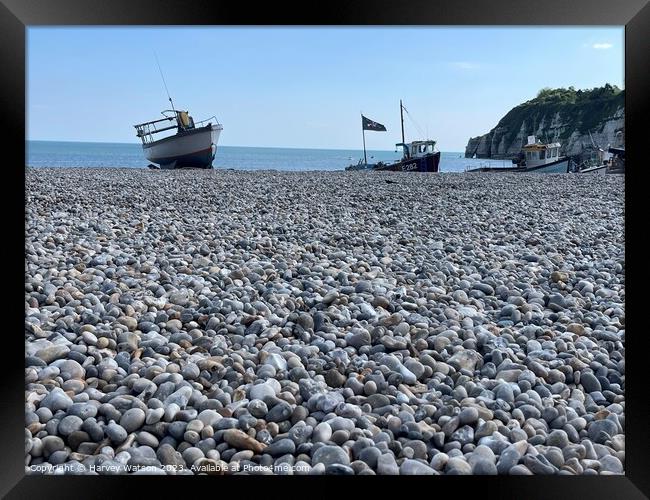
[
  {"xmin": 400, "ymin": 99, "xmax": 405, "ymax": 144},
  {"xmin": 154, "ymin": 51, "xmax": 176, "ymax": 113},
  {"xmin": 362, "ymin": 112, "xmax": 368, "ymax": 165}
]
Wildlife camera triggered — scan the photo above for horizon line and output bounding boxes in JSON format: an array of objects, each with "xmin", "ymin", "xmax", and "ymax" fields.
[{"xmin": 27, "ymin": 139, "xmax": 465, "ymax": 153}]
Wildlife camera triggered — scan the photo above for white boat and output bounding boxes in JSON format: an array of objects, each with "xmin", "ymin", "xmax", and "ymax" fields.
[
  {"xmin": 518, "ymin": 136, "xmax": 570, "ymax": 173},
  {"xmin": 466, "ymin": 136, "xmax": 569, "ymax": 173},
  {"xmin": 134, "ymin": 110, "xmax": 223, "ymax": 169}
]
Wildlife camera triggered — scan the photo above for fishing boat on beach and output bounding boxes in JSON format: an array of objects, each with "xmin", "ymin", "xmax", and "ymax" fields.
[
  {"xmin": 346, "ymin": 100, "xmax": 440, "ymax": 172},
  {"xmin": 133, "ymin": 54, "xmax": 223, "ymax": 169},
  {"xmin": 134, "ymin": 110, "xmax": 223, "ymax": 169},
  {"xmin": 579, "ymin": 146, "xmax": 625, "ymax": 174},
  {"xmin": 516, "ymin": 137, "xmax": 570, "ymax": 172},
  {"xmin": 466, "ymin": 135, "xmax": 570, "ymax": 173},
  {"xmin": 576, "ymin": 131, "xmax": 625, "ymax": 174}
]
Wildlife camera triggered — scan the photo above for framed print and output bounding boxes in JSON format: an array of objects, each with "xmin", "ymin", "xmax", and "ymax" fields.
[{"xmin": 2, "ymin": 0, "xmax": 648, "ymax": 497}]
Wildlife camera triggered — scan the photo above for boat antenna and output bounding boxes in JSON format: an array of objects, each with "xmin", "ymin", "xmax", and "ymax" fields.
[
  {"xmin": 154, "ymin": 51, "xmax": 175, "ymax": 112},
  {"xmin": 400, "ymin": 100, "xmax": 405, "ymax": 144}
]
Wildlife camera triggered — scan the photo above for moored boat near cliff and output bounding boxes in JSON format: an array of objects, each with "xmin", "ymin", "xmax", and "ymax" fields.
[
  {"xmin": 517, "ymin": 138, "xmax": 570, "ymax": 173},
  {"xmin": 466, "ymin": 136, "xmax": 569, "ymax": 173},
  {"xmin": 464, "ymin": 85, "xmax": 624, "ymax": 162}
]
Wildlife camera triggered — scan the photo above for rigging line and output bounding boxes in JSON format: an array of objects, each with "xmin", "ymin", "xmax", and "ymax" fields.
[
  {"xmin": 154, "ymin": 51, "xmax": 175, "ymax": 112},
  {"xmin": 402, "ymin": 105, "xmax": 426, "ymax": 139}
]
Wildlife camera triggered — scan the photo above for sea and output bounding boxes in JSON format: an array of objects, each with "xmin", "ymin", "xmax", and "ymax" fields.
[{"xmin": 26, "ymin": 141, "xmax": 511, "ymax": 173}]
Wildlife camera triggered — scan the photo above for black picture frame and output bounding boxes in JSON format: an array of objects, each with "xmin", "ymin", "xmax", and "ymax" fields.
[{"xmin": 3, "ymin": 0, "xmax": 647, "ymax": 498}]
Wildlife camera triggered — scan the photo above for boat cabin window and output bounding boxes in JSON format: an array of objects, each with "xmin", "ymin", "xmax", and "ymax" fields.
[
  {"xmin": 412, "ymin": 143, "xmax": 434, "ymax": 155},
  {"xmin": 539, "ymin": 150, "xmax": 546, "ymax": 160}
]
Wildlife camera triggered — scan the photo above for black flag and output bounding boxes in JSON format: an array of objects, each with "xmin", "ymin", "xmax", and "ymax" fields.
[{"xmin": 362, "ymin": 115, "xmax": 387, "ymax": 131}]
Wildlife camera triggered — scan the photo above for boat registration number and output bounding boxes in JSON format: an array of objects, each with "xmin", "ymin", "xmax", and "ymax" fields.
[{"xmin": 401, "ymin": 162, "xmax": 418, "ymax": 171}]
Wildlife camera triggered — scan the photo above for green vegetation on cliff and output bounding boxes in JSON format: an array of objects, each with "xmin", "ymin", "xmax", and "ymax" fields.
[{"xmin": 497, "ymin": 84, "xmax": 624, "ymax": 146}]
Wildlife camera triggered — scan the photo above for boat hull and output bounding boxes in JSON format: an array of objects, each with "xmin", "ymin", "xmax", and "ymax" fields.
[
  {"xmin": 466, "ymin": 157, "xmax": 569, "ymax": 173},
  {"xmin": 143, "ymin": 124, "xmax": 222, "ymax": 169},
  {"xmin": 375, "ymin": 152, "xmax": 441, "ymax": 172},
  {"xmin": 523, "ymin": 157, "xmax": 570, "ymax": 173}
]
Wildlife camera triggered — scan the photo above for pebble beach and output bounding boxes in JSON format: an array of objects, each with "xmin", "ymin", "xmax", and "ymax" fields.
[{"xmin": 25, "ymin": 168, "xmax": 625, "ymax": 475}]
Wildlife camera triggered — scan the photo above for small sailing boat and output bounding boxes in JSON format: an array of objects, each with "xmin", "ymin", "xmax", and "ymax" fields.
[{"xmin": 133, "ymin": 55, "xmax": 223, "ymax": 169}]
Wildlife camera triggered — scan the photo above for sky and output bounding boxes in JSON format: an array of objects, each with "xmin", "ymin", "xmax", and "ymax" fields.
[{"xmin": 27, "ymin": 27, "xmax": 624, "ymax": 151}]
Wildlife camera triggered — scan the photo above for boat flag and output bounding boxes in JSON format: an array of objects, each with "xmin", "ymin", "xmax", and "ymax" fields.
[{"xmin": 362, "ymin": 115, "xmax": 387, "ymax": 131}]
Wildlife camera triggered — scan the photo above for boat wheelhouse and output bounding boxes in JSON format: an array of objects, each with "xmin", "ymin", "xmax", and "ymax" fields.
[
  {"xmin": 375, "ymin": 138, "xmax": 440, "ymax": 172},
  {"xmin": 397, "ymin": 140, "xmax": 437, "ymax": 160}
]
